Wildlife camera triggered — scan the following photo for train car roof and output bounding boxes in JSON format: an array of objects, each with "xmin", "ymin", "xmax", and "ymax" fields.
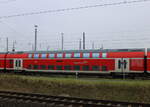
[{"xmin": 2, "ymin": 48, "xmax": 145, "ymax": 54}]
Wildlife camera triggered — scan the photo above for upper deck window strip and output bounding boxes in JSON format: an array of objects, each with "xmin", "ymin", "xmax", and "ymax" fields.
[{"xmin": 28, "ymin": 52, "xmax": 107, "ymax": 59}]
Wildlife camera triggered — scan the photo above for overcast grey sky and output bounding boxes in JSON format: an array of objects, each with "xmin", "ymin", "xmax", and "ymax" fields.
[{"xmin": 0, "ymin": 0, "xmax": 150, "ymax": 51}]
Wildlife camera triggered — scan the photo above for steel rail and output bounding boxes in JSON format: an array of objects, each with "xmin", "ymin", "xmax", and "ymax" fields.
[{"xmin": 0, "ymin": 91, "xmax": 149, "ymax": 107}]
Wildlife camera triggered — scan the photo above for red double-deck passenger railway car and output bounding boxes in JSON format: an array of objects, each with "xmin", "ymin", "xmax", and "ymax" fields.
[{"xmin": 0, "ymin": 48, "xmax": 149, "ymax": 76}]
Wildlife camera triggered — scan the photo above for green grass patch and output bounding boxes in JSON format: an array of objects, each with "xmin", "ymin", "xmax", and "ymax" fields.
[{"xmin": 0, "ymin": 74, "xmax": 150, "ymax": 103}]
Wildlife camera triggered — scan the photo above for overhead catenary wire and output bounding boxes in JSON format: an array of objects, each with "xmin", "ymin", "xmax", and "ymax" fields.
[
  {"xmin": 0, "ymin": 0, "xmax": 150, "ymax": 19},
  {"xmin": 0, "ymin": 0, "xmax": 16, "ymax": 4},
  {"xmin": 0, "ymin": 21, "xmax": 25, "ymax": 36}
]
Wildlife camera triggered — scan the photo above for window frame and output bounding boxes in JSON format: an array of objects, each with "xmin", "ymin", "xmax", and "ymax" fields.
[
  {"xmin": 92, "ymin": 65, "xmax": 100, "ymax": 71},
  {"xmin": 48, "ymin": 65, "xmax": 55, "ymax": 70},
  {"xmin": 82, "ymin": 65, "xmax": 90, "ymax": 71},
  {"xmin": 41, "ymin": 54, "xmax": 47, "ymax": 58},
  {"xmin": 33, "ymin": 65, "xmax": 39, "ymax": 69},
  {"xmin": 92, "ymin": 53, "xmax": 100, "ymax": 58},
  {"xmin": 74, "ymin": 53, "xmax": 80, "ymax": 58},
  {"xmin": 102, "ymin": 53, "xmax": 107, "ymax": 58},
  {"xmin": 34, "ymin": 54, "xmax": 39, "ymax": 58},
  {"xmin": 49, "ymin": 53, "xmax": 55, "ymax": 58},
  {"xmin": 73, "ymin": 65, "xmax": 80, "ymax": 70},
  {"xmin": 56, "ymin": 65, "xmax": 63, "ymax": 70},
  {"xmin": 83, "ymin": 53, "xmax": 90, "ymax": 58},
  {"xmin": 28, "ymin": 54, "xmax": 32, "ymax": 58},
  {"xmin": 102, "ymin": 66, "xmax": 107, "ymax": 71},
  {"xmin": 57, "ymin": 53, "xmax": 63, "ymax": 58},
  {"xmin": 64, "ymin": 65, "xmax": 72, "ymax": 70},
  {"xmin": 40, "ymin": 65, "xmax": 46, "ymax": 69},
  {"xmin": 65, "ymin": 53, "xmax": 72, "ymax": 58}
]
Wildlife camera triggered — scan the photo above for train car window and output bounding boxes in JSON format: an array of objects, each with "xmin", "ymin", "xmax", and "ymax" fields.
[
  {"xmin": 102, "ymin": 53, "xmax": 107, "ymax": 58},
  {"xmin": 82, "ymin": 65, "xmax": 89, "ymax": 71},
  {"xmin": 92, "ymin": 53, "xmax": 99, "ymax": 58},
  {"xmin": 65, "ymin": 53, "xmax": 72, "ymax": 58},
  {"xmin": 28, "ymin": 65, "xmax": 32, "ymax": 69},
  {"xmin": 48, "ymin": 65, "xmax": 54, "ymax": 70},
  {"xmin": 49, "ymin": 54, "xmax": 55, "ymax": 58},
  {"xmin": 28, "ymin": 54, "xmax": 32, "ymax": 58},
  {"xmin": 118, "ymin": 60, "xmax": 121, "ymax": 69},
  {"xmin": 102, "ymin": 66, "xmax": 107, "ymax": 71},
  {"xmin": 56, "ymin": 65, "xmax": 62, "ymax": 70},
  {"xmin": 33, "ymin": 65, "xmax": 38, "ymax": 69},
  {"xmin": 74, "ymin": 53, "xmax": 80, "ymax": 58},
  {"xmin": 57, "ymin": 53, "xmax": 63, "ymax": 58},
  {"xmin": 15, "ymin": 60, "xmax": 18, "ymax": 67},
  {"xmin": 41, "ymin": 54, "xmax": 47, "ymax": 58},
  {"xmin": 10, "ymin": 60, "xmax": 13, "ymax": 64},
  {"xmin": 92, "ymin": 66, "xmax": 100, "ymax": 71},
  {"xmin": 83, "ymin": 53, "xmax": 90, "ymax": 58},
  {"xmin": 34, "ymin": 54, "xmax": 39, "ymax": 58},
  {"xmin": 124, "ymin": 60, "xmax": 127, "ymax": 69},
  {"xmin": 41, "ymin": 65, "xmax": 46, "ymax": 69},
  {"xmin": 73, "ymin": 65, "xmax": 80, "ymax": 70},
  {"xmin": 64, "ymin": 65, "xmax": 71, "ymax": 70},
  {"xmin": 18, "ymin": 60, "xmax": 21, "ymax": 67},
  {"xmin": 10, "ymin": 60, "xmax": 13, "ymax": 68}
]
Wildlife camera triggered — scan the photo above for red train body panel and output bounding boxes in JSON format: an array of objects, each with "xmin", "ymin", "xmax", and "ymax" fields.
[{"xmin": 0, "ymin": 48, "xmax": 148, "ymax": 75}]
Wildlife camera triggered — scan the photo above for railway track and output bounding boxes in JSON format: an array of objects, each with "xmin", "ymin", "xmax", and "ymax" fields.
[{"xmin": 0, "ymin": 91, "xmax": 149, "ymax": 107}]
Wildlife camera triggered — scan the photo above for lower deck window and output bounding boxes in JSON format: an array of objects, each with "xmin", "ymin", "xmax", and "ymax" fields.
[
  {"xmin": 10, "ymin": 60, "xmax": 13, "ymax": 64},
  {"xmin": 102, "ymin": 66, "xmax": 107, "ymax": 71},
  {"xmin": 73, "ymin": 65, "xmax": 80, "ymax": 70},
  {"xmin": 56, "ymin": 65, "xmax": 62, "ymax": 70},
  {"xmin": 33, "ymin": 65, "xmax": 38, "ymax": 69},
  {"xmin": 48, "ymin": 65, "xmax": 54, "ymax": 70},
  {"xmin": 64, "ymin": 65, "xmax": 71, "ymax": 70},
  {"xmin": 9, "ymin": 61, "xmax": 13, "ymax": 67},
  {"xmin": 92, "ymin": 66, "xmax": 100, "ymax": 71},
  {"xmin": 118, "ymin": 60, "xmax": 121, "ymax": 69},
  {"xmin": 41, "ymin": 65, "xmax": 46, "ymax": 69},
  {"xmin": 82, "ymin": 65, "xmax": 89, "ymax": 71}
]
